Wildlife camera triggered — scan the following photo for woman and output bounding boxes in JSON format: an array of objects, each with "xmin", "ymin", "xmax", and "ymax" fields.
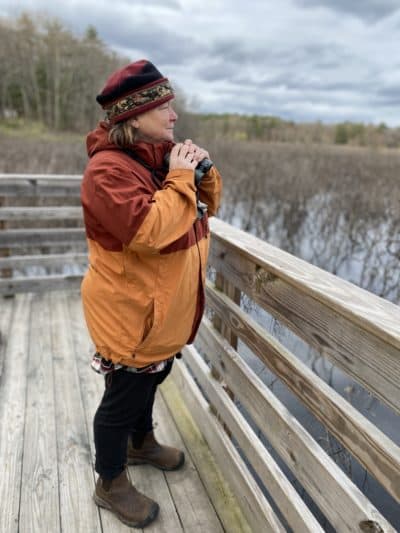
[{"xmin": 80, "ymin": 59, "xmax": 222, "ymax": 528}]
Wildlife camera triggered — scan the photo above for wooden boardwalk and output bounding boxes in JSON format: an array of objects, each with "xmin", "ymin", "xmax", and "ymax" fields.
[
  {"xmin": 1, "ymin": 173, "xmax": 399, "ymax": 531},
  {"xmin": 0, "ymin": 291, "xmax": 245, "ymax": 533}
]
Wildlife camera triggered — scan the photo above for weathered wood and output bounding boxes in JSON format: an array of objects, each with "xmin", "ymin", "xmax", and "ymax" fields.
[
  {"xmin": 19, "ymin": 293, "xmax": 60, "ymax": 532},
  {"xmin": 0, "ymin": 228, "xmax": 86, "ymax": 248},
  {"xmin": 161, "ymin": 375, "xmax": 251, "ymax": 533},
  {"xmin": 50, "ymin": 291, "xmax": 102, "ymax": 532},
  {"xmin": 0, "ymin": 294, "xmax": 13, "ymax": 378},
  {"xmin": 210, "ymin": 272, "xmax": 238, "ymax": 436},
  {"xmin": 170, "ymin": 355, "xmax": 286, "ymax": 532},
  {"xmin": 0, "ymin": 196, "xmax": 11, "ymax": 279},
  {"xmin": 204, "ymin": 282, "xmax": 400, "ymax": 504},
  {"xmin": 0, "ymin": 173, "xmax": 81, "ymax": 181},
  {"xmin": 0, "ymin": 184, "xmax": 80, "ymax": 197},
  {"xmin": 0, "ymin": 274, "xmax": 83, "ymax": 295},
  {"xmin": 183, "ymin": 343, "xmax": 324, "ymax": 532},
  {"xmin": 0, "ymin": 252, "xmax": 87, "ymax": 269},
  {"xmin": 0, "ymin": 294, "xmax": 32, "ymax": 532},
  {"xmin": 209, "ymin": 230, "xmax": 400, "ymax": 415},
  {"xmin": 0, "ymin": 173, "xmax": 81, "ymax": 198},
  {"xmin": 0, "ymin": 206, "xmax": 83, "ymax": 221},
  {"xmin": 214, "ymin": 272, "xmax": 240, "ymax": 349},
  {"xmin": 65, "ymin": 292, "xmax": 134, "ymax": 533},
  {"xmin": 196, "ymin": 319, "xmax": 397, "ymax": 532},
  {"xmin": 210, "ymin": 218, "xmax": 400, "ymax": 349},
  {"xmin": 154, "ymin": 394, "xmax": 225, "ymax": 533}
]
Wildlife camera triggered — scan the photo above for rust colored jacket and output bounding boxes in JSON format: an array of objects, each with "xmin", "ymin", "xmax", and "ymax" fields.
[{"xmin": 80, "ymin": 122, "xmax": 222, "ymax": 367}]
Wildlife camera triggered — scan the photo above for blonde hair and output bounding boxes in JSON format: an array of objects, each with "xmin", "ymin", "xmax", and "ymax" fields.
[{"xmin": 108, "ymin": 120, "xmax": 138, "ymax": 148}]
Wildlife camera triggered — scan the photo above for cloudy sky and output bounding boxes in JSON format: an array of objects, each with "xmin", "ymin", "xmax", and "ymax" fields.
[{"xmin": 2, "ymin": 0, "xmax": 400, "ymax": 125}]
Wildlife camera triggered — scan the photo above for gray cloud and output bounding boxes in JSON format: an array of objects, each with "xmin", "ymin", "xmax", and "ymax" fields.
[
  {"xmin": 293, "ymin": 0, "xmax": 400, "ymax": 22},
  {"xmin": 0, "ymin": 0, "xmax": 400, "ymax": 124}
]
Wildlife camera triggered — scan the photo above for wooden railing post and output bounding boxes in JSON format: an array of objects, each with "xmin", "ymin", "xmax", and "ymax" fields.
[
  {"xmin": 213, "ymin": 272, "xmax": 241, "ymax": 350},
  {"xmin": 0, "ymin": 195, "xmax": 12, "ymax": 287}
]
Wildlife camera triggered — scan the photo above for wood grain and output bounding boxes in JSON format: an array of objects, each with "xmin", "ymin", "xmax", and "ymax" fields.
[
  {"xmin": 0, "ymin": 206, "xmax": 83, "ymax": 221},
  {"xmin": 0, "ymin": 294, "xmax": 14, "ymax": 378},
  {"xmin": 0, "ymin": 228, "xmax": 86, "ymax": 248},
  {"xmin": 50, "ymin": 291, "xmax": 102, "ymax": 532},
  {"xmin": 19, "ymin": 293, "xmax": 60, "ymax": 532},
  {"xmin": 210, "ymin": 217, "xmax": 400, "ymax": 349},
  {"xmin": 0, "ymin": 252, "xmax": 88, "ymax": 269},
  {"xmin": 0, "ymin": 294, "xmax": 32, "ymax": 532},
  {"xmin": 0, "ymin": 173, "xmax": 81, "ymax": 181},
  {"xmin": 183, "ymin": 343, "xmax": 323, "ymax": 532},
  {"xmin": 154, "ymin": 393, "xmax": 225, "ymax": 533},
  {"xmin": 196, "ymin": 318, "xmax": 397, "ymax": 532},
  {"xmin": 161, "ymin": 374, "xmax": 251, "ymax": 533},
  {"xmin": 209, "ymin": 233, "xmax": 400, "ymax": 415},
  {"xmin": 169, "ymin": 355, "xmax": 286, "ymax": 532},
  {"xmin": 204, "ymin": 283, "xmax": 400, "ymax": 504},
  {"xmin": 0, "ymin": 274, "xmax": 83, "ymax": 295}
]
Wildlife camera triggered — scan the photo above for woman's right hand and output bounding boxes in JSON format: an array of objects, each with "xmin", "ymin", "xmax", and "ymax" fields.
[{"xmin": 168, "ymin": 143, "xmax": 197, "ymax": 171}]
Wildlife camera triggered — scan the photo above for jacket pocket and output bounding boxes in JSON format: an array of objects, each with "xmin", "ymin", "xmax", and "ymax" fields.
[
  {"xmin": 139, "ymin": 299, "xmax": 155, "ymax": 346},
  {"xmin": 134, "ymin": 298, "xmax": 161, "ymax": 352},
  {"xmin": 118, "ymin": 296, "xmax": 155, "ymax": 352}
]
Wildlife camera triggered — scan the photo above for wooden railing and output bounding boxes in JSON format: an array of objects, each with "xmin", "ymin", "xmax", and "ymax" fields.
[{"xmin": 1, "ymin": 174, "xmax": 399, "ymax": 532}]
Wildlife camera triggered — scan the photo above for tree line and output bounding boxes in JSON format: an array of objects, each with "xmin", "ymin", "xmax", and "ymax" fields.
[
  {"xmin": 1, "ymin": 12, "xmax": 400, "ymax": 148},
  {"xmin": 0, "ymin": 13, "xmax": 126, "ymax": 132}
]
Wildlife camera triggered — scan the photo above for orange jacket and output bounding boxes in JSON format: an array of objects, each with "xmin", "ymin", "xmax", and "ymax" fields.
[{"xmin": 80, "ymin": 122, "xmax": 222, "ymax": 367}]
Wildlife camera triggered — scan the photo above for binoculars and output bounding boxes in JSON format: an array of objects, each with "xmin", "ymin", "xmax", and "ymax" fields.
[
  {"xmin": 164, "ymin": 152, "xmax": 213, "ymax": 185},
  {"xmin": 164, "ymin": 152, "xmax": 214, "ymax": 219}
]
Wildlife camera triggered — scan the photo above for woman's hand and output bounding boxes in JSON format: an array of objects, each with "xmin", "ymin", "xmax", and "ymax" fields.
[
  {"xmin": 183, "ymin": 139, "xmax": 210, "ymax": 163},
  {"xmin": 169, "ymin": 143, "xmax": 198, "ymax": 171}
]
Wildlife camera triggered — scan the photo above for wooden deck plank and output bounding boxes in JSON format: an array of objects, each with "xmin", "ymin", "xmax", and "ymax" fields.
[
  {"xmin": 50, "ymin": 291, "xmax": 102, "ymax": 533},
  {"xmin": 128, "ymin": 458, "xmax": 184, "ymax": 533},
  {"xmin": 0, "ymin": 295, "xmax": 14, "ymax": 379},
  {"xmin": 0, "ymin": 294, "xmax": 32, "ymax": 532},
  {"xmin": 154, "ymin": 394, "xmax": 225, "ymax": 533},
  {"xmin": 167, "ymin": 356, "xmax": 284, "ymax": 532},
  {"xmin": 19, "ymin": 293, "xmax": 60, "ymax": 532},
  {"xmin": 161, "ymin": 369, "xmax": 253, "ymax": 533},
  {"xmin": 0, "ymin": 290, "xmax": 251, "ymax": 532},
  {"xmin": 66, "ymin": 290, "xmax": 144, "ymax": 533}
]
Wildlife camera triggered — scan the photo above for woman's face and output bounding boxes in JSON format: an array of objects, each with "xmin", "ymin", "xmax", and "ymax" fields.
[{"xmin": 131, "ymin": 101, "xmax": 178, "ymax": 143}]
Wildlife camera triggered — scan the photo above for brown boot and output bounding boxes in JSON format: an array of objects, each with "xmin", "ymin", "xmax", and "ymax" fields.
[
  {"xmin": 127, "ymin": 431, "xmax": 185, "ymax": 471},
  {"xmin": 94, "ymin": 469, "xmax": 159, "ymax": 528}
]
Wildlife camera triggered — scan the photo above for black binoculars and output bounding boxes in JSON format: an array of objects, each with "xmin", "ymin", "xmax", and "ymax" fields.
[
  {"xmin": 164, "ymin": 152, "xmax": 213, "ymax": 219},
  {"xmin": 163, "ymin": 152, "xmax": 213, "ymax": 186}
]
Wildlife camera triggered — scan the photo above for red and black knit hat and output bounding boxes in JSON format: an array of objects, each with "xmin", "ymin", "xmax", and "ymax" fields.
[{"xmin": 96, "ymin": 59, "xmax": 174, "ymax": 124}]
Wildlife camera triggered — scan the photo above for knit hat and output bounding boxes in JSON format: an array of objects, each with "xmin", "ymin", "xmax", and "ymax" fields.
[{"xmin": 96, "ymin": 59, "xmax": 174, "ymax": 124}]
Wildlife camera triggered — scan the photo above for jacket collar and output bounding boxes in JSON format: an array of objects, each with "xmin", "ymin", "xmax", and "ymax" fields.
[{"xmin": 131, "ymin": 140, "xmax": 174, "ymax": 170}]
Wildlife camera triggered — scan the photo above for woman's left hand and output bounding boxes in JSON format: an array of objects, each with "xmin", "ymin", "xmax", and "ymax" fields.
[{"xmin": 183, "ymin": 139, "xmax": 210, "ymax": 163}]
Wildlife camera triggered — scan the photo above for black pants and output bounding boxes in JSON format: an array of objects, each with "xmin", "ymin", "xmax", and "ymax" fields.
[{"xmin": 93, "ymin": 360, "xmax": 173, "ymax": 480}]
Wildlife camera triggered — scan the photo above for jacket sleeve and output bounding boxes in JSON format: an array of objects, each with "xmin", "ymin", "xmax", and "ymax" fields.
[
  {"xmin": 197, "ymin": 166, "xmax": 222, "ymax": 217},
  {"xmin": 86, "ymin": 162, "xmax": 198, "ymax": 252},
  {"xmin": 130, "ymin": 169, "xmax": 198, "ymax": 252}
]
